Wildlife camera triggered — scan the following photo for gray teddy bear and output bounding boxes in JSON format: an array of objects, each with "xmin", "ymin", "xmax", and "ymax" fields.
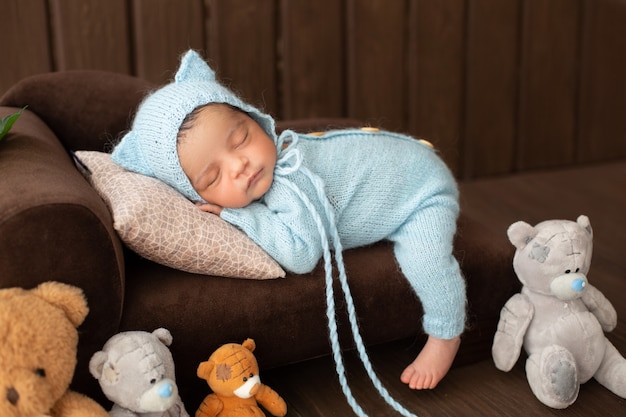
[
  {"xmin": 492, "ymin": 215, "xmax": 626, "ymax": 408},
  {"xmin": 90, "ymin": 328, "xmax": 189, "ymax": 417}
]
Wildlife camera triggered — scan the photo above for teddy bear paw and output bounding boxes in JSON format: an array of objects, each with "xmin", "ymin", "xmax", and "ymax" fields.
[{"xmin": 526, "ymin": 345, "xmax": 579, "ymax": 409}]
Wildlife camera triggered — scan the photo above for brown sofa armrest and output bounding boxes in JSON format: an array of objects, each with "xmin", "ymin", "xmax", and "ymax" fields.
[
  {"xmin": 0, "ymin": 71, "xmax": 155, "ymax": 152},
  {"xmin": 0, "ymin": 106, "xmax": 124, "ymax": 356}
]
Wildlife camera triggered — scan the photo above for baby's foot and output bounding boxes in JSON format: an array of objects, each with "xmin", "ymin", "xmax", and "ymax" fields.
[{"xmin": 400, "ymin": 335, "xmax": 460, "ymax": 389}]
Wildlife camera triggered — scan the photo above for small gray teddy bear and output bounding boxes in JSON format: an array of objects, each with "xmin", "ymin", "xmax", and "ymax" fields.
[
  {"xmin": 492, "ymin": 215, "xmax": 626, "ymax": 408},
  {"xmin": 90, "ymin": 328, "xmax": 189, "ymax": 417}
]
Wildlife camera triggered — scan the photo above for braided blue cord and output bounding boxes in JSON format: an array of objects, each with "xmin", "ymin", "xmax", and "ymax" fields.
[
  {"xmin": 275, "ymin": 132, "xmax": 419, "ymax": 417},
  {"xmin": 275, "ymin": 174, "xmax": 368, "ymax": 417},
  {"xmin": 330, "ymin": 223, "xmax": 420, "ymax": 417}
]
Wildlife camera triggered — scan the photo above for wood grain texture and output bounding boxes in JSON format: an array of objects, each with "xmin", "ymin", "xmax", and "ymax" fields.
[
  {"xmin": 207, "ymin": 0, "xmax": 277, "ymax": 117},
  {"xmin": 50, "ymin": 0, "xmax": 131, "ymax": 73},
  {"xmin": 407, "ymin": 0, "xmax": 466, "ymax": 176},
  {"xmin": 2, "ymin": 0, "xmax": 625, "ymax": 178},
  {"xmin": 281, "ymin": 0, "xmax": 345, "ymax": 120},
  {"xmin": 1, "ymin": 0, "xmax": 52, "ymax": 95},
  {"xmin": 347, "ymin": 0, "xmax": 407, "ymax": 133},
  {"xmin": 463, "ymin": 0, "xmax": 520, "ymax": 178},
  {"xmin": 577, "ymin": 0, "xmax": 626, "ymax": 163},
  {"xmin": 517, "ymin": 0, "xmax": 581, "ymax": 171},
  {"xmin": 132, "ymin": 0, "xmax": 205, "ymax": 85}
]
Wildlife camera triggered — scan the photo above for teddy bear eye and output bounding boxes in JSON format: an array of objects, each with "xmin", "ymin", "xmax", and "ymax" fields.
[
  {"xmin": 150, "ymin": 378, "xmax": 157, "ymax": 384},
  {"xmin": 565, "ymin": 269, "xmax": 571, "ymax": 274},
  {"xmin": 35, "ymin": 368, "xmax": 46, "ymax": 377},
  {"xmin": 243, "ymin": 376, "xmax": 247, "ymax": 382}
]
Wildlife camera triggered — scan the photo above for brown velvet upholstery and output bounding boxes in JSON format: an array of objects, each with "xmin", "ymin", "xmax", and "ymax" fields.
[
  {"xmin": 0, "ymin": 106, "xmax": 125, "ymax": 398},
  {"xmin": 1, "ymin": 71, "xmax": 154, "ymax": 152},
  {"xmin": 0, "ymin": 71, "xmax": 519, "ymax": 407}
]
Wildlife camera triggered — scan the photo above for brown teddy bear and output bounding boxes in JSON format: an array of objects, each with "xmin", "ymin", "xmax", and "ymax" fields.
[
  {"xmin": 0, "ymin": 281, "xmax": 109, "ymax": 417},
  {"xmin": 196, "ymin": 339, "xmax": 287, "ymax": 417}
]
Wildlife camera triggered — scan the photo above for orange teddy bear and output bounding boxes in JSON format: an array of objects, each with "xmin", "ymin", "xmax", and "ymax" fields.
[{"xmin": 196, "ymin": 339, "xmax": 286, "ymax": 417}]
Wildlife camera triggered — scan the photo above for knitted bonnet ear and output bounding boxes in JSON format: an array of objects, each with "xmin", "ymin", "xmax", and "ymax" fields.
[
  {"xmin": 109, "ymin": 131, "xmax": 151, "ymax": 176},
  {"xmin": 111, "ymin": 49, "xmax": 277, "ymax": 202},
  {"xmin": 174, "ymin": 49, "xmax": 216, "ymax": 83}
]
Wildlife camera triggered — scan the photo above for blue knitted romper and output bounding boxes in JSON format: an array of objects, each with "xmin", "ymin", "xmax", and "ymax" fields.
[
  {"xmin": 220, "ymin": 128, "xmax": 466, "ymax": 417},
  {"xmin": 222, "ymin": 128, "xmax": 466, "ymax": 340}
]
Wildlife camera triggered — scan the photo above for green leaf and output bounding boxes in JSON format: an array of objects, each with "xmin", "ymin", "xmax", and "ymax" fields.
[{"xmin": 0, "ymin": 106, "xmax": 28, "ymax": 141}]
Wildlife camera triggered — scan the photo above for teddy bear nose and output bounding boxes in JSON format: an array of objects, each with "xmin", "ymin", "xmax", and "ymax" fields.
[
  {"xmin": 550, "ymin": 273, "xmax": 588, "ymax": 300},
  {"xmin": 571, "ymin": 278, "xmax": 586, "ymax": 292},
  {"xmin": 6, "ymin": 387, "xmax": 19, "ymax": 405},
  {"xmin": 157, "ymin": 382, "xmax": 174, "ymax": 398}
]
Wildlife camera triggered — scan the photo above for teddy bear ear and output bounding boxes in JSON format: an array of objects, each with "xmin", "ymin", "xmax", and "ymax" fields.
[
  {"xmin": 31, "ymin": 281, "xmax": 88, "ymax": 327},
  {"xmin": 89, "ymin": 354, "xmax": 120, "ymax": 385},
  {"xmin": 197, "ymin": 360, "xmax": 215, "ymax": 379},
  {"xmin": 507, "ymin": 221, "xmax": 537, "ymax": 250},
  {"xmin": 242, "ymin": 338, "xmax": 256, "ymax": 352},
  {"xmin": 577, "ymin": 215, "xmax": 593, "ymax": 235},
  {"xmin": 152, "ymin": 328, "xmax": 173, "ymax": 347},
  {"xmin": 89, "ymin": 351, "xmax": 108, "ymax": 379}
]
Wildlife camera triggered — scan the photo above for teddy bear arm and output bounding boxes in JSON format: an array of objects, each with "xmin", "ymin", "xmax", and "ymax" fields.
[
  {"xmin": 255, "ymin": 384, "xmax": 287, "ymax": 417},
  {"xmin": 582, "ymin": 284, "xmax": 617, "ymax": 332},
  {"xmin": 196, "ymin": 393, "xmax": 224, "ymax": 417},
  {"xmin": 492, "ymin": 293, "xmax": 533, "ymax": 372},
  {"xmin": 51, "ymin": 390, "xmax": 109, "ymax": 417}
]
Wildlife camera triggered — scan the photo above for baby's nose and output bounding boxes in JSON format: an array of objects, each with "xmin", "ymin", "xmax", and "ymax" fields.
[{"xmin": 231, "ymin": 155, "xmax": 249, "ymax": 177}]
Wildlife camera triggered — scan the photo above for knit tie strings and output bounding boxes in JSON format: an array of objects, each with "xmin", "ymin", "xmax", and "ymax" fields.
[
  {"xmin": 273, "ymin": 173, "xmax": 369, "ymax": 417},
  {"xmin": 274, "ymin": 132, "xmax": 419, "ymax": 417},
  {"xmin": 275, "ymin": 130, "xmax": 303, "ymax": 176}
]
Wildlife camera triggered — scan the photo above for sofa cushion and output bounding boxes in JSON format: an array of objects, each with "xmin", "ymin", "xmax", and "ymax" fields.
[
  {"xmin": 0, "ymin": 71, "xmax": 154, "ymax": 152},
  {"xmin": 75, "ymin": 150, "xmax": 285, "ymax": 279}
]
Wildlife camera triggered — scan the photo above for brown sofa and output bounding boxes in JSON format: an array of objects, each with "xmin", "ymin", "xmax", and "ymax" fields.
[
  {"xmin": 0, "ymin": 71, "xmax": 519, "ymax": 410},
  {"xmin": 4, "ymin": 0, "xmax": 626, "ymax": 413}
]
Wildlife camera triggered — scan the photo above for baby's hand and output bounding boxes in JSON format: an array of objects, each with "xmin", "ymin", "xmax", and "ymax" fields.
[{"xmin": 196, "ymin": 202, "xmax": 223, "ymax": 215}]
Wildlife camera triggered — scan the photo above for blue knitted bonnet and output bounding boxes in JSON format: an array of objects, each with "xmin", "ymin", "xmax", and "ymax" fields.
[{"xmin": 111, "ymin": 49, "xmax": 277, "ymax": 202}]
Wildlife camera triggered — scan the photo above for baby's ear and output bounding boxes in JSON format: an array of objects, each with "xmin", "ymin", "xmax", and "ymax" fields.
[{"xmin": 175, "ymin": 50, "xmax": 216, "ymax": 83}]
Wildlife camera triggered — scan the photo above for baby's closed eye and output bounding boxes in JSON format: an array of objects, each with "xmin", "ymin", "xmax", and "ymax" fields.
[{"xmin": 232, "ymin": 129, "xmax": 249, "ymax": 148}]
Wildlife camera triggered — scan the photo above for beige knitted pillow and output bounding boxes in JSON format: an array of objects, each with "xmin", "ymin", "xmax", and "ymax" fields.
[{"xmin": 75, "ymin": 151, "xmax": 285, "ymax": 279}]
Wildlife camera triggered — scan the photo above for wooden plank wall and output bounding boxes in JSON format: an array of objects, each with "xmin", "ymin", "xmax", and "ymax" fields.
[{"xmin": 3, "ymin": 0, "xmax": 626, "ymax": 180}]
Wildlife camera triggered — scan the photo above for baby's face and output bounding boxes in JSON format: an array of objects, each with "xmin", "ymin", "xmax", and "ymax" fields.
[{"xmin": 177, "ymin": 104, "xmax": 277, "ymax": 207}]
